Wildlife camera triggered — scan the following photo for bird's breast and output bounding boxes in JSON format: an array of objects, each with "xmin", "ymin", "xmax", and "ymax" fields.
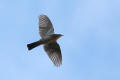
[{"xmin": 42, "ymin": 36, "xmax": 57, "ymax": 44}]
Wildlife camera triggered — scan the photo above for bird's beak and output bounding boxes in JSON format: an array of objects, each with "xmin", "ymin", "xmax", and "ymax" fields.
[{"xmin": 61, "ymin": 34, "xmax": 64, "ymax": 36}]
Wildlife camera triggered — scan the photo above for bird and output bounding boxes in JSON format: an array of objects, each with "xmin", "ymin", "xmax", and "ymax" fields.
[{"xmin": 27, "ymin": 14, "xmax": 63, "ymax": 67}]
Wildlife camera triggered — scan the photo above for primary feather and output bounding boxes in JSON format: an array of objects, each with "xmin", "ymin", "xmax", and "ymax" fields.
[
  {"xmin": 44, "ymin": 42, "xmax": 62, "ymax": 66},
  {"xmin": 39, "ymin": 15, "xmax": 54, "ymax": 39}
]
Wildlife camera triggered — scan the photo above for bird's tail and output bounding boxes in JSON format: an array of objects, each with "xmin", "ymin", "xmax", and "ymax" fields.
[{"xmin": 27, "ymin": 40, "xmax": 43, "ymax": 50}]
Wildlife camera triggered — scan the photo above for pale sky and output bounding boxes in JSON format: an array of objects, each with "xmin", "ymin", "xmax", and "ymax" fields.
[{"xmin": 0, "ymin": 0, "xmax": 120, "ymax": 80}]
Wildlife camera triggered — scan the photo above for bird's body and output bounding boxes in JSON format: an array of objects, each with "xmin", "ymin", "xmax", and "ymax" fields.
[{"xmin": 27, "ymin": 15, "xmax": 63, "ymax": 67}]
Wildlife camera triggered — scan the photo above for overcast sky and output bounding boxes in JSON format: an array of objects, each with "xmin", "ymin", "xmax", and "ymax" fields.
[{"xmin": 0, "ymin": 0, "xmax": 120, "ymax": 80}]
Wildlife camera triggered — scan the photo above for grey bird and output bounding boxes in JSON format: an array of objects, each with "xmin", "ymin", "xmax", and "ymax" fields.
[{"xmin": 27, "ymin": 15, "xmax": 63, "ymax": 67}]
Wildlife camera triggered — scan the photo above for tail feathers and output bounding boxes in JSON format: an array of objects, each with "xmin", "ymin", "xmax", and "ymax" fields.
[{"xmin": 27, "ymin": 40, "xmax": 43, "ymax": 50}]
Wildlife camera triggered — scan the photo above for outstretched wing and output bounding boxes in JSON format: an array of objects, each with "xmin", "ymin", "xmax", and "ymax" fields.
[
  {"xmin": 44, "ymin": 42, "xmax": 62, "ymax": 67},
  {"xmin": 39, "ymin": 15, "xmax": 54, "ymax": 39}
]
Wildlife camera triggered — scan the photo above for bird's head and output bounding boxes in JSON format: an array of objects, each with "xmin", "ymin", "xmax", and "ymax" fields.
[
  {"xmin": 51, "ymin": 34, "xmax": 63, "ymax": 40},
  {"xmin": 56, "ymin": 34, "xmax": 63, "ymax": 38}
]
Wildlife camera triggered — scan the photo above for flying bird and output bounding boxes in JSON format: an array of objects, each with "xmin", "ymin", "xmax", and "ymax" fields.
[{"xmin": 27, "ymin": 15, "xmax": 63, "ymax": 67}]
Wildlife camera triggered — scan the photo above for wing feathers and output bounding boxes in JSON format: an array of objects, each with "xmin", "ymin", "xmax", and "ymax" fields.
[
  {"xmin": 44, "ymin": 42, "xmax": 62, "ymax": 67},
  {"xmin": 39, "ymin": 15, "xmax": 54, "ymax": 38}
]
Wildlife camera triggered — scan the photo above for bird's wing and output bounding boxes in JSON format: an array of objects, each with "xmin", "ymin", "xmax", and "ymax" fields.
[
  {"xmin": 44, "ymin": 42, "xmax": 62, "ymax": 67},
  {"xmin": 39, "ymin": 15, "xmax": 54, "ymax": 39}
]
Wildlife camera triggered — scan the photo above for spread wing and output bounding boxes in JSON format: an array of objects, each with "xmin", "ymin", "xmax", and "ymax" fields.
[
  {"xmin": 39, "ymin": 15, "xmax": 54, "ymax": 39},
  {"xmin": 44, "ymin": 42, "xmax": 62, "ymax": 67}
]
